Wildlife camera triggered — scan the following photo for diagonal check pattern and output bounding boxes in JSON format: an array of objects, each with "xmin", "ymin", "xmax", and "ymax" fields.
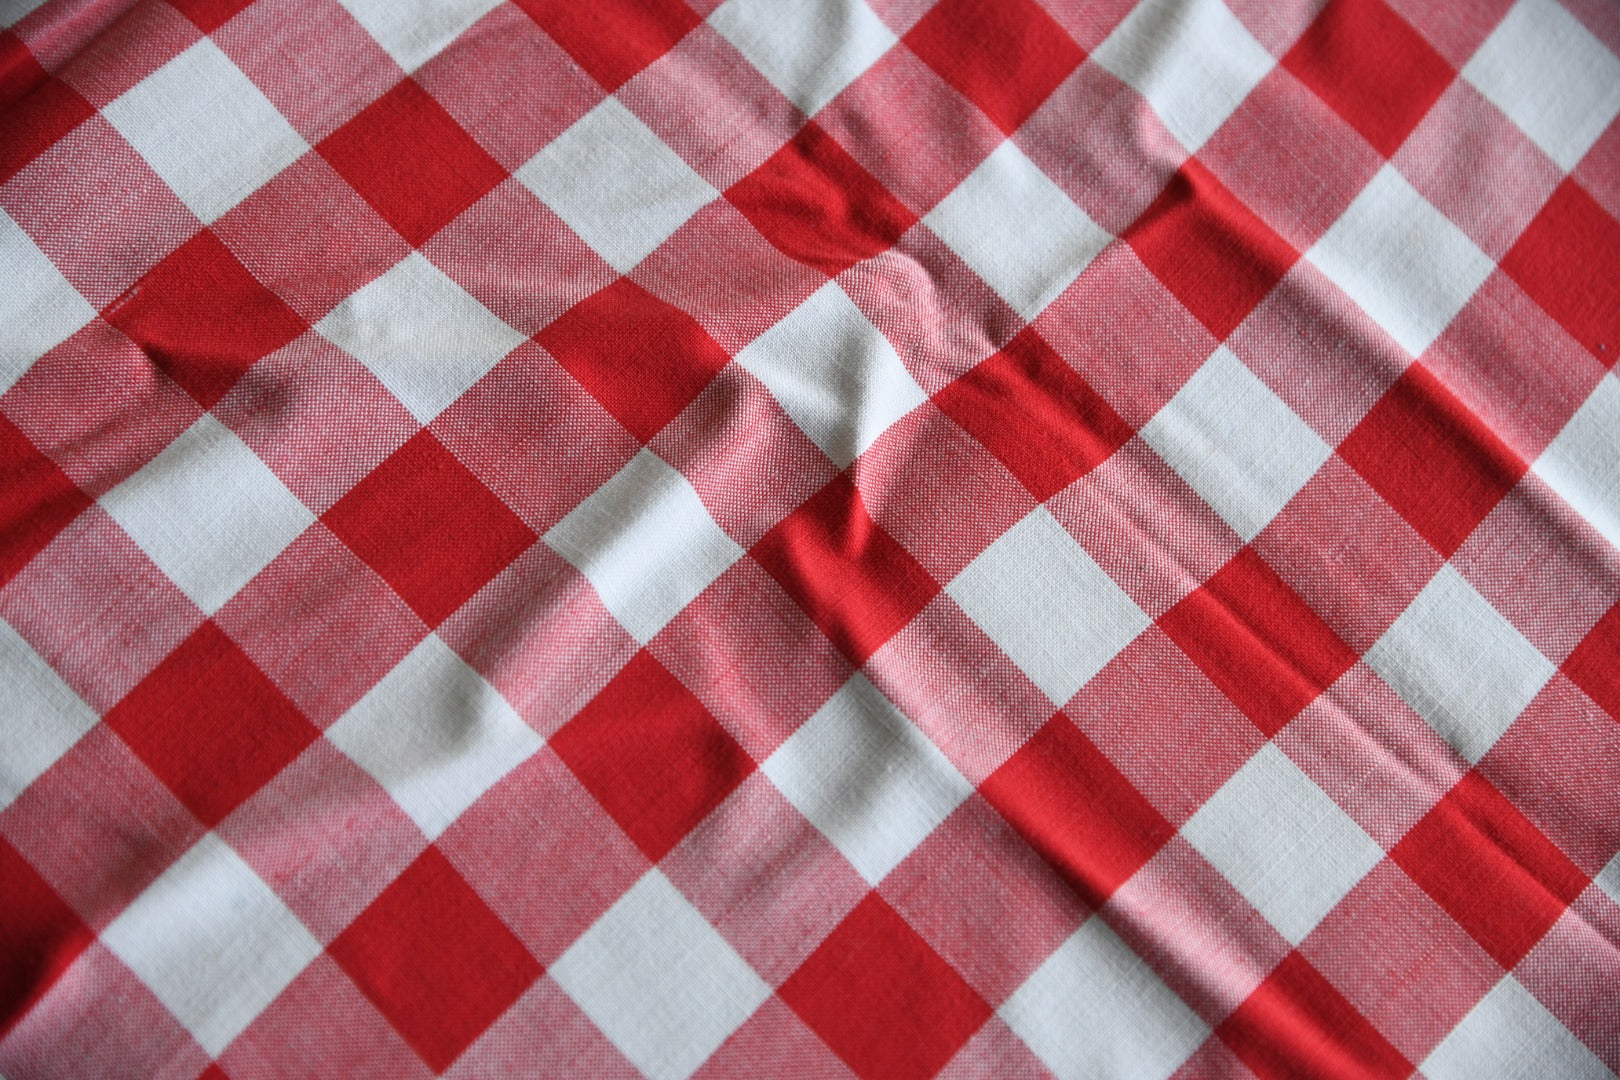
[{"xmin": 1, "ymin": 0, "xmax": 1619, "ymax": 1077}]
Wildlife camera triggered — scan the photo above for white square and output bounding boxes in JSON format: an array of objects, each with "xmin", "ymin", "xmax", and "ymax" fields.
[
  {"xmin": 1307, "ymin": 166, "xmax": 1494, "ymax": 356},
  {"xmin": 325, "ymin": 635, "xmax": 541, "ymax": 839},
  {"xmin": 102, "ymin": 40, "xmax": 308, "ymax": 224},
  {"xmin": 947, "ymin": 507, "xmax": 1149, "ymax": 706},
  {"xmin": 1596, "ymin": 849, "xmax": 1620, "ymax": 908},
  {"xmin": 1, "ymin": 0, "xmax": 50, "ymax": 29},
  {"xmin": 1140, "ymin": 347, "xmax": 1331, "ymax": 542},
  {"xmin": 1535, "ymin": 374, "xmax": 1620, "ymax": 549},
  {"xmin": 735, "ymin": 281, "xmax": 926, "ymax": 467},
  {"xmin": 762, "ymin": 673, "xmax": 972, "ymax": 885},
  {"xmin": 1001, "ymin": 916, "xmax": 1209, "ymax": 1080},
  {"xmin": 315, "ymin": 252, "xmax": 525, "ymax": 423},
  {"xmin": 0, "ymin": 209, "xmax": 95, "ymax": 393},
  {"xmin": 0, "ymin": 619, "xmax": 97, "ymax": 810},
  {"xmin": 1422, "ymin": 976, "xmax": 1610, "ymax": 1080},
  {"xmin": 710, "ymin": 0, "xmax": 896, "ymax": 117},
  {"xmin": 336, "ymin": 0, "xmax": 502, "ymax": 72},
  {"xmin": 101, "ymin": 833, "xmax": 321, "ymax": 1056},
  {"xmin": 1364, "ymin": 565, "xmax": 1555, "ymax": 763},
  {"xmin": 1091, "ymin": 0, "xmax": 1274, "ymax": 152},
  {"xmin": 101, "ymin": 415, "xmax": 314, "ymax": 614},
  {"xmin": 550, "ymin": 869, "xmax": 770, "ymax": 1080},
  {"xmin": 1181, "ymin": 743, "xmax": 1383, "ymax": 944},
  {"xmin": 516, "ymin": 98, "xmax": 718, "ymax": 273},
  {"xmin": 923, "ymin": 141, "xmax": 1112, "ymax": 320},
  {"xmin": 545, "ymin": 449, "xmax": 742, "ymax": 644},
  {"xmin": 1463, "ymin": 0, "xmax": 1620, "ymax": 171}
]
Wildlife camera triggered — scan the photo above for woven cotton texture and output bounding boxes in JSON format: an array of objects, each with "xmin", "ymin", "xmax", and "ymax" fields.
[{"xmin": 2, "ymin": 0, "xmax": 1619, "ymax": 1077}]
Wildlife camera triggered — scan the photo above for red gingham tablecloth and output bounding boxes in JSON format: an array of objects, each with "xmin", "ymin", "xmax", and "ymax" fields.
[{"xmin": 2, "ymin": 0, "xmax": 1619, "ymax": 1076}]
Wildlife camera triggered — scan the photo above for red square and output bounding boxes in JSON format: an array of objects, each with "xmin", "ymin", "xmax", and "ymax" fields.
[
  {"xmin": 513, "ymin": 0, "xmax": 700, "ymax": 91},
  {"xmin": 0, "ymin": 64, "xmax": 93, "ymax": 184},
  {"xmin": 536, "ymin": 278, "xmax": 731, "ymax": 443},
  {"xmin": 778, "ymin": 893, "xmax": 991, "ymax": 1080},
  {"xmin": 317, "ymin": 79, "xmax": 509, "ymax": 248},
  {"xmin": 0, "ymin": 30, "xmax": 39, "ymax": 108},
  {"xmin": 167, "ymin": 0, "xmax": 255, "ymax": 33},
  {"xmin": 1336, "ymin": 361, "xmax": 1525, "ymax": 558},
  {"xmin": 903, "ymin": 0, "xmax": 1086, "ymax": 136},
  {"xmin": 102, "ymin": 229, "xmax": 307, "ymax": 408},
  {"xmin": 321, "ymin": 430, "xmax": 537, "ymax": 627},
  {"xmin": 548, "ymin": 650, "xmax": 755, "ymax": 862},
  {"xmin": 0, "ymin": 838, "xmax": 94, "ymax": 1040},
  {"xmin": 0, "ymin": 416, "xmax": 91, "ymax": 589},
  {"xmin": 1159, "ymin": 548, "xmax": 1359, "ymax": 737},
  {"xmin": 1501, "ymin": 179, "xmax": 1620, "ymax": 367},
  {"xmin": 934, "ymin": 327, "xmax": 1133, "ymax": 501},
  {"xmin": 102, "ymin": 621, "xmax": 320, "ymax": 827},
  {"xmin": 750, "ymin": 474, "xmax": 940, "ymax": 666},
  {"xmin": 1123, "ymin": 159, "xmax": 1299, "ymax": 340},
  {"xmin": 1391, "ymin": 770, "xmax": 1589, "ymax": 969},
  {"xmin": 1565, "ymin": 602, "xmax": 1620, "ymax": 722},
  {"xmin": 979, "ymin": 715, "xmax": 1176, "ymax": 908},
  {"xmin": 328, "ymin": 846, "xmax": 542, "ymax": 1073},
  {"xmin": 1217, "ymin": 952, "xmax": 1413, "ymax": 1080},
  {"xmin": 726, "ymin": 122, "xmax": 918, "ymax": 278},
  {"xmin": 1282, "ymin": 0, "xmax": 1454, "ymax": 158}
]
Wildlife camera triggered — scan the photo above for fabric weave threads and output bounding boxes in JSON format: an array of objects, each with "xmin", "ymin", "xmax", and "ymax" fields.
[{"xmin": 2, "ymin": 0, "xmax": 1619, "ymax": 1077}]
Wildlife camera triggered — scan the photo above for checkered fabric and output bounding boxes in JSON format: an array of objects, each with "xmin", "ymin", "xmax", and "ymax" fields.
[{"xmin": 2, "ymin": 0, "xmax": 1618, "ymax": 1076}]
